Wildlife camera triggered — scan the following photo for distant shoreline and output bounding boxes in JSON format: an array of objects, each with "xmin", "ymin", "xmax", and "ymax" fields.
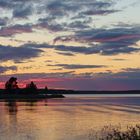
[{"xmin": 0, "ymin": 89, "xmax": 140, "ymax": 94}]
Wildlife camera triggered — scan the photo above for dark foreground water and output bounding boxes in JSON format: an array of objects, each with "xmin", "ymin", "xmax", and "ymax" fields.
[{"xmin": 0, "ymin": 94, "xmax": 140, "ymax": 140}]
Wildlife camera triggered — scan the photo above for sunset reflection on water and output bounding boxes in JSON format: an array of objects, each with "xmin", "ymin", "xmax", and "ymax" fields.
[{"xmin": 0, "ymin": 95, "xmax": 140, "ymax": 140}]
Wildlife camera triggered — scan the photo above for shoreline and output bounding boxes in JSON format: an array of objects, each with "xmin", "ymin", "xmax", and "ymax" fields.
[{"xmin": 0, "ymin": 89, "xmax": 140, "ymax": 94}]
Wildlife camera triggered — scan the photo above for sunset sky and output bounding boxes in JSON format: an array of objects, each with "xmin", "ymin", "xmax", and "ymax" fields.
[{"xmin": 0, "ymin": 0, "xmax": 140, "ymax": 90}]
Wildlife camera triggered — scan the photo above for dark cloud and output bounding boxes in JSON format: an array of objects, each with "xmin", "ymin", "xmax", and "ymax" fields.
[
  {"xmin": 0, "ymin": 71, "xmax": 75, "ymax": 81},
  {"xmin": 54, "ymin": 45, "xmax": 100, "ymax": 54},
  {"xmin": 111, "ymin": 58, "xmax": 127, "ymax": 61},
  {"xmin": 48, "ymin": 64, "xmax": 105, "ymax": 69},
  {"xmin": 0, "ymin": 0, "xmax": 12, "ymax": 8},
  {"xmin": 21, "ymin": 43, "xmax": 98, "ymax": 55},
  {"xmin": 96, "ymin": 68, "xmax": 140, "ymax": 80},
  {"xmin": 20, "ymin": 39, "xmax": 140, "ymax": 56},
  {"xmin": 122, "ymin": 68, "xmax": 140, "ymax": 73},
  {"xmin": 0, "ymin": 44, "xmax": 43, "ymax": 62},
  {"xmin": 0, "ymin": 0, "xmax": 121, "ymax": 32},
  {"xmin": 57, "ymin": 52, "xmax": 75, "ymax": 56},
  {"xmin": 0, "ymin": 24, "xmax": 33, "ymax": 36},
  {"xmin": 53, "ymin": 26, "xmax": 140, "ymax": 55},
  {"xmin": 38, "ymin": 11, "xmax": 93, "ymax": 31},
  {"xmin": 63, "ymin": 27, "xmax": 140, "ymax": 43},
  {"xmin": 37, "ymin": 17, "xmax": 91, "ymax": 32},
  {"xmin": 12, "ymin": 0, "xmax": 35, "ymax": 2},
  {"xmin": 35, "ymin": 0, "xmax": 118, "ymax": 32},
  {"xmin": 45, "ymin": 60, "xmax": 53, "ymax": 63},
  {"xmin": 82, "ymin": 9, "xmax": 120, "ymax": 16},
  {"xmin": 0, "ymin": 66, "xmax": 17, "ymax": 73},
  {"xmin": 97, "ymin": 43, "xmax": 139, "ymax": 55},
  {"xmin": 13, "ymin": 4, "xmax": 32, "ymax": 18},
  {"xmin": 67, "ymin": 68, "xmax": 140, "ymax": 90},
  {"xmin": 0, "ymin": 0, "xmax": 34, "ymax": 8},
  {"xmin": 46, "ymin": 1, "xmax": 79, "ymax": 18},
  {"xmin": 21, "ymin": 43, "xmax": 52, "ymax": 49},
  {"xmin": 0, "ymin": 0, "xmax": 34, "ymax": 21},
  {"xmin": 46, "ymin": 0, "xmax": 116, "ymax": 18},
  {"xmin": 66, "ymin": 20, "xmax": 90, "ymax": 30},
  {"xmin": 55, "ymin": 44, "xmax": 139, "ymax": 55},
  {"xmin": 36, "ymin": 22, "xmax": 65, "ymax": 32},
  {"xmin": 0, "ymin": 18, "xmax": 8, "ymax": 26}
]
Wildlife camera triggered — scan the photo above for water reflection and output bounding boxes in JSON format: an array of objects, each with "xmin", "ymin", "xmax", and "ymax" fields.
[
  {"xmin": 4, "ymin": 101, "xmax": 18, "ymax": 139},
  {"xmin": 0, "ymin": 96, "xmax": 140, "ymax": 140},
  {"xmin": 6, "ymin": 101, "xmax": 18, "ymax": 115}
]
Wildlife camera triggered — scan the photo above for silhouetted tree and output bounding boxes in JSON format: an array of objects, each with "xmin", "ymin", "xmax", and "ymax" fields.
[
  {"xmin": 5, "ymin": 77, "xmax": 19, "ymax": 90},
  {"xmin": 45, "ymin": 86, "xmax": 48, "ymax": 90},
  {"xmin": 26, "ymin": 81, "xmax": 37, "ymax": 94},
  {"xmin": 26, "ymin": 81, "xmax": 37, "ymax": 89}
]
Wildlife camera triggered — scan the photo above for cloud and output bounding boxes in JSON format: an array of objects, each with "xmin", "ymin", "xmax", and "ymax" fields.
[
  {"xmin": 55, "ymin": 26, "xmax": 140, "ymax": 43},
  {"xmin": 55, "ymin": 44, "xmax": 139, "ymax": 56},
  {"xmin": 53, "ymin": 26, "xmax": 140, "ymax": 55},
  {"xmin": 0, "ymin": 0, "xmax": 35, "ymax": 22},
  {"xmin": 111, "ymin": 58, "xmax": 127, "ymax": 61},
  {"xmin": 0, "ymin": 66, "xmax": 17, "ymax": 73},
  {"xmin": 36, "ymin": 22, "xmax": 65, "ymax": 32},
  {"xmin": 37, "ymin": 17, "xmax": 91, "ymax": 32},
  {"xmin": 57, "ymin": 52, "xmax": 75, "ymax": 56},
  {"xmin": 0, "ymin": 17, "xmax": 8, "ymax": 26},
  {"xmin": 0, "ymin": 24, "xmax": 33, "ymax": 36},
  {"xmin": 96, "ymin": 68, "xmax": 140, "ymax": 80},
  {"xmin": 46, "ymin": 0, "xmax": 116, "ymax": 18},
  {"xmin": 35, "ymin": 0, "xmax": 118, "ymax": 32},
  {"xmin": 0, "ymin": 0, "xmax": 11, "ymax": 8},
  {"xmin": 122, "ymin": 68, "xmax": 140, "ymax": 74},
  {"xmin": 66, "ymin": 20, "xmax": 90, "ymax": 30},
  {"xmin": 48, "ymin": 64, "xmax": 106, "ymax": 69},
  {"xmin": 54, "ymin": 45, "xmax": 100, "ymax": 54},
  {"xmin": 82, "ymin": 9, "xmax": 120, "ymax": 16},
  {"xmin": 13, "ymin": 4, "xmax": 32, "ymax": 18},
  {"xmin": 0, "ymin": 44, "xmax": 43, "ymax": 62},
  {"xmin": 0, "ymin": 0, "xmax": 123, "ymax": 33},
  {"xmin": 0, "ymin": 71, "xmax": 75, "ymax": 81},
  {"xmin": 0, "ymin": 0, "xmax": 34, "ymax": 9},
  {"xmin": 21, "ymin": 43, "xmax": 52, "ymax": 49},
  {"xmin": 46, "ymin": 0, "xmax": 79, "ymax": 18},
  {"xmin": 20, "ymin": 43, "xmax": 99, "ymax": 55},
  {"xmin": 20, "ymin": 39, "xmax": 140, "ymax": 56}
]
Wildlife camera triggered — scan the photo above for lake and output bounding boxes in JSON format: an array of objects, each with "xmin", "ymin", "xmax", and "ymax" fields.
[{"xmin": 0, "ymin": 94, "xmax": 140, "ymax": 140}]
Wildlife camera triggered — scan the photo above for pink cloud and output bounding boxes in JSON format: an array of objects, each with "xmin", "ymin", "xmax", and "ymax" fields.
[
  {"xmin": 0, "ymin": 25, "xmax": 32, "ymax": 36},
  {"xmin": 93, "ymin": 34, "xmax": 140, "ymax": 42}
]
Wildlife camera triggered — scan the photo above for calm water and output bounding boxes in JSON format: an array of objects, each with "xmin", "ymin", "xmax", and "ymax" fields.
[{"xmin": 0, "ymin": 94, "xmax": 140, "ymax": 140}]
